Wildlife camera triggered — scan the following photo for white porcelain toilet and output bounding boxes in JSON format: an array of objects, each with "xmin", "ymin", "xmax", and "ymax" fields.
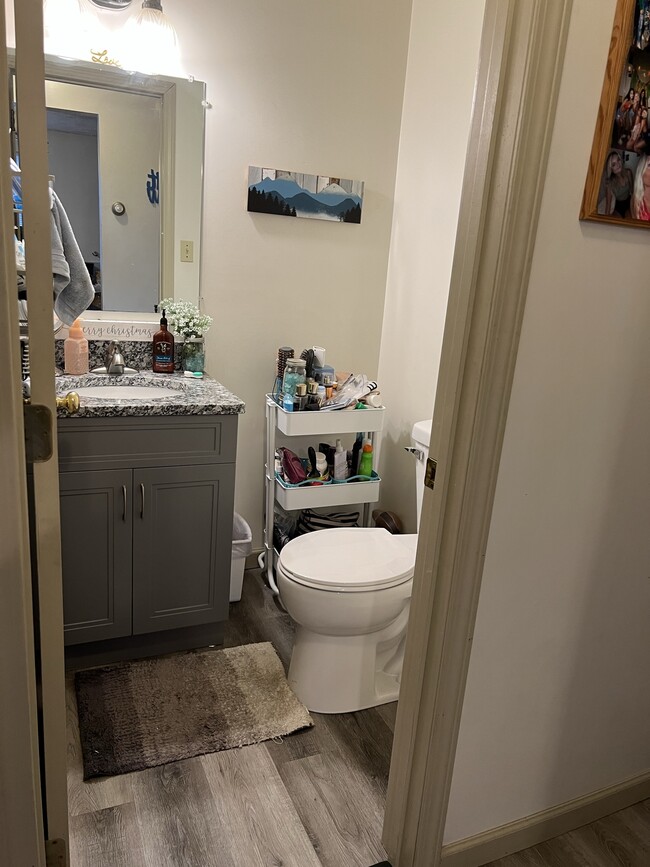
[{"xmin": 277, "ymin": 419, "xmax": 432, "ymax": 713}]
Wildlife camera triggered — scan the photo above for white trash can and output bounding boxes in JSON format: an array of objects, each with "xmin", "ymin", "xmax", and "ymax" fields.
[{"xmin": 230, "ymin": 513, "xmax": 252, "ymax": 602}]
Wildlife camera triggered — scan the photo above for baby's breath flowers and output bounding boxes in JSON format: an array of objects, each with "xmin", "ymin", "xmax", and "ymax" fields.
[{"xmin": 159, "ymin": 299, "xmax": 213, "ymax": 338}]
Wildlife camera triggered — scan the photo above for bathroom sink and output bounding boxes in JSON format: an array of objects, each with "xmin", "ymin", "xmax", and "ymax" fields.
[{"xmin": 74, "ymin": 385, "xmax": 180, "ymax": 400}]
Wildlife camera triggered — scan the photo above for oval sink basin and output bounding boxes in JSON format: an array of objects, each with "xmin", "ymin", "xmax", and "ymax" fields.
[{"xmin": 74, "ymin": 386, "xmax": 181, "ymax": 400}]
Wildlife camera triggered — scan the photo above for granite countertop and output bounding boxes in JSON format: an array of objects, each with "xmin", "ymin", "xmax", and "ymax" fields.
[{"xmin": 55, "ymin": 371, "xmax": 245, "ymax": 418}]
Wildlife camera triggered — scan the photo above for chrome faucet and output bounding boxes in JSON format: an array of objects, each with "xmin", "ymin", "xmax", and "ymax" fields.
[
  {"xmin": 106, "ymin": 341, "xmax": 125, "ymax": 374},
  {"xmin": 91, "ymin": 341, "xmax": 137, "ymax": 375}
]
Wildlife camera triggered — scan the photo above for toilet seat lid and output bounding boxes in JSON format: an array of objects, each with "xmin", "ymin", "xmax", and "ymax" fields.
[{"xmin": 279, "ymin": 528, "xmax": 416, "ymax": 591}]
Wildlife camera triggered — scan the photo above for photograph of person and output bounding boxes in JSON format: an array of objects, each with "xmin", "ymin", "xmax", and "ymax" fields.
[
  {"xmin": 598, "ymin": 150, "xmax": 635, "ymax": 217},
  {"xmin": 630, "ymin": 152, "xmax": 650, "ymax": 219}
]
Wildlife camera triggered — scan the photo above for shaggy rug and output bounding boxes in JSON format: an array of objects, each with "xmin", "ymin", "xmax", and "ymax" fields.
[{"xmin": 75, "ymin": 642, "xmax": 313, "ymax": 779}]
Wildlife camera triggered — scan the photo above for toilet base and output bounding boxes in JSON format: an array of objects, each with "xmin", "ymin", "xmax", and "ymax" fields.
[{"xmin": 287, "ymin": 617, "xmax": 407, "ymax": 714}]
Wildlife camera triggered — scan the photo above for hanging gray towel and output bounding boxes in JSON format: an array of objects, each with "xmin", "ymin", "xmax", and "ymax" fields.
[{"xmin": 50, "ymin": 189, "xmax": 94, "ymax": 325}]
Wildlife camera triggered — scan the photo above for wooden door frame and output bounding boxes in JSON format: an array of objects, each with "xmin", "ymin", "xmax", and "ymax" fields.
[
  {"xmin": 10, "ymin": 0, "xmax": 70, "ymax": 855},
  {"xmin": 0, "ymin": 3, "xmax": 46, "ymax": 864},
  {"xmin": 383, "ymin": 1, "xmax": 574, "ymax": 864}
]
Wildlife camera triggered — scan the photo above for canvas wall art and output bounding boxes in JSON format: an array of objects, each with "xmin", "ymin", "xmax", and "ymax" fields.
[{"xmin": 247, "ymin": 167, "xmax": 364, "ymax": 223}]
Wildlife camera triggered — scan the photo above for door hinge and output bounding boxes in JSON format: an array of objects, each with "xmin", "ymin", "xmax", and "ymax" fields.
[
  {"xmin": 425, "ymin": 457, "xmax": 437, "ymax": 490},
  {"xmin": 23, "ymin": 402, "xmax": 53, "ymax": 463},
  {"xmin": 45, "ymin": 838, "xmax": 67, "ymax": 867}
]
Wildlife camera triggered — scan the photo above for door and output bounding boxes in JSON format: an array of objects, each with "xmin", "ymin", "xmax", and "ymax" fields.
[
  {"xmin": 60, "ymin": 469, "xmax": 133, "ymax": 645},
  {"xmin": 0, "ymin": 4, "xmax": 46, "ymax": 863},
  {"xmin": 132, "ymin": 463, "xmax": 235, "ymax": 634},
  {"xmin": 6, "ymin": 0, "xmax": 70, "ymax": 856},
  {"xmin": 382, "ymin": 1, "xmax": 573, "ymax": 865}
]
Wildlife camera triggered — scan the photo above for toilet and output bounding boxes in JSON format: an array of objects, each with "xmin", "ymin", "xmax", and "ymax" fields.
[{"xmin": 277, "ymin": 418, "xmax": 432, "ymax": 714}]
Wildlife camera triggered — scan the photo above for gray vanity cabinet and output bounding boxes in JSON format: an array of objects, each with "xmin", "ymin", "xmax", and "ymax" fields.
[
  {"xmin": 59, "ymin": 469, "xmax": 133, "ymax": 644},
  {"xmin": 58, "ymin": 414, "xmax": 238, "ymax": 660},
  {"xmin": 132, "ymin": 464, "xmax": 234, "ymax": 634}
]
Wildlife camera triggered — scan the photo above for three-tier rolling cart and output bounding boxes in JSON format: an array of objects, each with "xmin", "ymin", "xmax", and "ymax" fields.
[{"xmin": 261, "ymin": 394, "xmax": 385, "ymax": 595}]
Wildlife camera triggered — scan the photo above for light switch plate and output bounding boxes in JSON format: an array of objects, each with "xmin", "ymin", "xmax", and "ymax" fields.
[{"xmin": 180, "ymin": 240, "xmax": 194, "ymax": 262}]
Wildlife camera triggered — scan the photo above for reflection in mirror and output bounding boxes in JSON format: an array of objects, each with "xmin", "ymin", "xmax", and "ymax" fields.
[
  {"xmin": 9, "ymin": 50, "xmax": 206, "ymax": 317},
  {"xmin": 46, "ymin": 81, "xmax": 161, "ymax": 313}
]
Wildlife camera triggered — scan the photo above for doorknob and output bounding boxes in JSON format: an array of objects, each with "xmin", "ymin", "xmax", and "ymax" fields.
[{"xmin": 55, "ymin": 391, "xmax": 80, "ymax": 414}]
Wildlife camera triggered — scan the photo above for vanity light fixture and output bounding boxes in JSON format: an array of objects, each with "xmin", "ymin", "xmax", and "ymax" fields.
[
  {"xmin": 43, "ymin": 0, "xmax": 183, "ymax": 77},
  {"xmin": 89, "ymin": 0, "xmax": 133, "ymax": 7},
  {"xmin": 121, "ymin": 0, "xmax": 182, "ymax": 76}
]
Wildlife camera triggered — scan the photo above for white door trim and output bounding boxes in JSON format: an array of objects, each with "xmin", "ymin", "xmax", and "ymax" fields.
[{"xmin": 382, "ymin": 2, "xmax": 574, "ymax": 864}]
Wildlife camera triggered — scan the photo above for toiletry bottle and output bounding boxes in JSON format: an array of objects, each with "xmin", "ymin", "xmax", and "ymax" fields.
[
  {"xmin": 305, "ymin": 381, "xmax": 320, "ymax": 410},
  {"xmin": 333, "ymin": 439, "xmax": 348, "ymax": 480},
  {"xmin": 64, "ymin": 319, "xmax": 89, "ymax": 375},
  {"xmin": 350, "ymin": 433, "xmax": 363, "ymax": 475},
  {"xmin": 316, "ymin": 451, "xmax": 329, "ymax": 480},
  {"xmin": 358, "ymin": 439, "xmax": 373, "ymax": 477},
  {"xmin": 294, "ymin": 383, "xmax": 307, "ymax": 411},
  {"xmin": 283, "ymin": 391, "xmax": 294, "ymax": 412},
  {"xmin": 152, "ymin": 309, "xmax": 175, "ymax": 373}
]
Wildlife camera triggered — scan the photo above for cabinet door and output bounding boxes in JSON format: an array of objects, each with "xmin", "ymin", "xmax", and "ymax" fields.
[
  {"xmin": 132, "ymin": 463, "xmax": 235, "ymax": 634},
  {"xmin": 59, "ymin": 469, "xmax": 133, "ymax": 645}
]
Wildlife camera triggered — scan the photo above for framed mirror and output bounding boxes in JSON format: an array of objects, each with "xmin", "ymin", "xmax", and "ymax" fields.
[{"xmin": 9, "ymin": 50, "xmax": 206, "ymax": 315}]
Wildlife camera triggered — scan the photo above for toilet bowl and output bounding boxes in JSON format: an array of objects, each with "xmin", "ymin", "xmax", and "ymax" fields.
[{"xmin": 277, "ymin": 419, "xmax": 432, "ymax": 714}]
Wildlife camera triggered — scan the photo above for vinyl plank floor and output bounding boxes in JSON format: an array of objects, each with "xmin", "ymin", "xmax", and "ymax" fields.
[
  {"xmin": 485, "ymin": 798, "xmax": 650, "ymax": 867},
  {"xmin": 278, "ymin": 748, "xmax": 389, "ymax": 867},
  {"xmin": 67, "ymin": 569, "xmax": 394, "ymax": 866},
  {"xmin": 201, "ymin": 742, "xmax": 321, "ymax": 867},
  {"xmin": 68, "ymin": 568, "xmax": 650, "ymax": 867},
  {"xmin": 69, "ymin": 803, "xmax": 146, "ymax": 867},
  {"xmin": 130, "ymin": 758, "xmax": 228, "ymax": 867},
  {"xmin": 66, "ymin": 676, "xmax": 136, "ymax": 818}
]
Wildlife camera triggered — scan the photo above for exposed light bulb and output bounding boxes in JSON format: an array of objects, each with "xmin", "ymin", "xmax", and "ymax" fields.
[
  {"xmin": 43, "ymin": 0, "xmax": 97, "ymax": 60},
  {"xmin": 120, "ymin": 0, "xmax": 182, "ymax": 76}
]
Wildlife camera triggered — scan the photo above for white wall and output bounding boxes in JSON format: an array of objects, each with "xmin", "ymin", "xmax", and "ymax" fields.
[
  {"xmin": 377, "ymin": 0, "xmax": 486, "ymax": 531},
  {"xmin": 445, "ymin": 0, "xmax": 650, "ymax": 843},
  {"xmin": 170, "ymin": 0, "xmax": 413, "ymax": 545}
]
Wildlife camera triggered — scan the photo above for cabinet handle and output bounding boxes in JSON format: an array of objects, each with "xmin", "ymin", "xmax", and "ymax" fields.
[
  {"xmin": 122, "ymin": 485, "xmax": 127, "ymax": 521},
  {"xmin": 140, "ymin": 482, "xmax": 145, "ymax": 518}
]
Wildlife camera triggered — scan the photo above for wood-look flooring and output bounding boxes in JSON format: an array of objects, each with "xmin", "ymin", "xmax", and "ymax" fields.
[
  {"xmin": 67, "ymin": 568, "xmax": 650, "ymax": 867},
  {"xmin": 484, "ymin": 798, "xmax": 650, "ymax": 867},
  {"xmin": 67, "ymin": 569, "xmax": 395, "ymax": 866}
]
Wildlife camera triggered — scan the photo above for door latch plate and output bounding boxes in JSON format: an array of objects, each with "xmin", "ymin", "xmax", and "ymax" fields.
[
  {"xmin": 23, "ymin": 403, "xmax": 53, "ymax": 463},
  {"xmin": 46, "ymin": 838, "xmax": 67, "ymax": 866},
  {"xmin": 425, "ymin": 457, "xmax": 437, "ymax": 490}
]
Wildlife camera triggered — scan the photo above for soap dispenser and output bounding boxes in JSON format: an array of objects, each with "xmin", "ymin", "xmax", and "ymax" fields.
[
  {"xmin": 64, "ymin": 319, "xmax": 89, "ymax": 375},
  {"xmin": 152, "ymin": 309, "xmax": 175, "ymax": 373}
]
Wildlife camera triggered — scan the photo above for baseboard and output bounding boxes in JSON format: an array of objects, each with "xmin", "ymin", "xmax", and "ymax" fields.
[
  {"xmin": 440, "ymin": 769, "xmax": 650, "ymax": 867},
  {"xmin": 245, "ymin": 548, "xmax": 263, "ymax": 571}
]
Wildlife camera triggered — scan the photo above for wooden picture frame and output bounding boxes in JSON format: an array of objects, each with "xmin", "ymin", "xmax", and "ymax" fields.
[{"xmin": 581, "ymin": 0, "xmax": 650, "ymax": 227}]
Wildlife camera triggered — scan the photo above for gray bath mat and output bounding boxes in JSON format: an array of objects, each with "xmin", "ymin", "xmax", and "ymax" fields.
[{"xmin": 75, "ymin": 642, "xmax": 313, "ymax": 779}]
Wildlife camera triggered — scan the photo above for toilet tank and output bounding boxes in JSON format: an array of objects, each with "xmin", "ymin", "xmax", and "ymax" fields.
[{"xmin": 411, "ymin": 419, "xmax": 432, "ymax": 529}]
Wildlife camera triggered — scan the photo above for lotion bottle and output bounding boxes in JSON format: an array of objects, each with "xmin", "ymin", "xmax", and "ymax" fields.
[
  {"xmin": 152, "ymin": 309, "xmax": 175, "ymax": 373},
  {"xmin": 64, "ymin": 319, "xmax": 89, "ymax": 375},
  {"xmin": 358, "ymin": 439, "xmax": 374, "ymax": 478},
  {"xmin": 333, "ymin": 439, "xmax": 348, "ymax": 480}
]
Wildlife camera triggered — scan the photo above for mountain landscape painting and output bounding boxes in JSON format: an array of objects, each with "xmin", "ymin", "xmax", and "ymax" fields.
[{"xmin": 247, "ymin": 167, "xmax": 364, "ymax": 223}]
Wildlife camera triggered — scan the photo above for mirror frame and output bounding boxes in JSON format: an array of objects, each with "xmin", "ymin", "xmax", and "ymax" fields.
[{"xmin": 9, "ymin": 49, "xmax": 206, "ymax": 320}]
